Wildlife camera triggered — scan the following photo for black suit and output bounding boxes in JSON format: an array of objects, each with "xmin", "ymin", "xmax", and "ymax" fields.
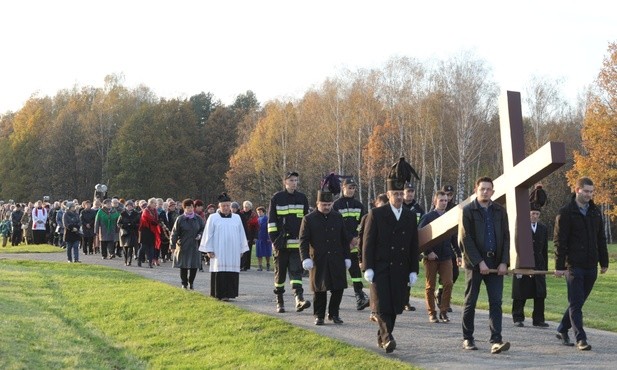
[
  {"xmin": 362, "ymin": 204, "xmax": 419, "ymax": 346},
  {"xmin": 511, "ymin": 222, "xmax": 548, "ymax": 324}
]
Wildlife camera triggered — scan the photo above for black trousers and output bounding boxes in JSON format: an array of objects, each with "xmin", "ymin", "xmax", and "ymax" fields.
[
  {"xmin": 313, "ymin": 289, "xmax": 343, "ymax": 318},
  {"xmin": 241, "ymin": 241, "xmax": 254, "ymax": 270},
  {"xmin": 123, "ymin": 246, "xmax": 134, "ymax": 265},
  {"xmin": 82, "ymin": 236, "xmax": 94, "ymax": 254},
  {"xmin": 11, "ymin": 226, "xmax": 22, "ymax": 246},
  {"xmin": 181, "ymin": 268, "xmax": 198, "ymax": 287},
  {"xmin": 512, "ymin": 297, "xmax": 545, "ymax": 324},
  {"xmin": 273, "ymin": 248, "xmax": 303, "ymax": 296},
  {"xmin": 376, "ymin": 313, "xmax": 397, "ymax": 345},
  {"xmin": 348, "ymin": 251, "xmax": 364, "ymax": 294},
  {"xmin": 101, "ymin": 241, "xmax": 115, "ymax": 258}
]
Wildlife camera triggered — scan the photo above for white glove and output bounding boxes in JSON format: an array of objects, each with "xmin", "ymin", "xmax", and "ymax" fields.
[
  {"xmin": 302, "ymin": 258, "xmax": 314, "ymax": 270},
  {"xmin": 345, "ymin": 259, "xmax": 351, "ymax": 269},
  {"xmin": 409, "ymin": 272, "xmax": 418, "ymax": 286},
  {"xmin": 364, "ymin": 268, "xmax": 374, "ymax": 283},
  {"xmin": 516, "ymin": 274, "xmax": 522, "ymax": 279}
]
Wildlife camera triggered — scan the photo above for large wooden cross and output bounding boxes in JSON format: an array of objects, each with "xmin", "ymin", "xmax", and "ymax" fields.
[{"xmin": 418, "ymin": 91, "xmax": 566, "ymax": 269}]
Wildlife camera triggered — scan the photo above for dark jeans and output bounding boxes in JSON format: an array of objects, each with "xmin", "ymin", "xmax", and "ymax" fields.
[
  {"xmin": 462, "ymin": 267, "xmax": 504, "ymax": 343},
  {"xmin": 557, "ymin": 267, "xmax": 597, "ymax": 341},
  {"xmin": 512, "ymin": 297, "xmax": 545, "ymax": 324},
  {"xmin": 273, "ymin": 248, "xmax": 304, "ymax": 296},
  {"xmin": 313, "ymin": 289, "xmax": 343, "ymax": 319}
]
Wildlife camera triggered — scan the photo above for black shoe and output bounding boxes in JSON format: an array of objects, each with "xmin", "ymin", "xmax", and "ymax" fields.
[
  {"xmin": 356, "ymin": 292, "xmax": 370, "ymax": 311},
  {"xmin": 491, "ymin": 341, "xmax": 510, "ymax": 354},
  {"xmin": 577, "ymin": 340, "xmax": 591, "ymax": 351},
  {"xmin": 429, "ymin": 313, "xmax": 439, "ymax": 323},
  {"xmin": 447, "ymin": 307, "xmax": 453, "ymax": 312},
  {"xmin": 514, "ymin": 321, "xmax": 524, "ymax": 327},
  {"xmin": 463, "ymin": 339, "xmax": 478, "ymax": 350},
  {"xmin": 327, "ymin": 315, "xmax": 343, "ymax": 324},
  {"xmin": 189, "ymin": 284, "xmax": 194, "ymax": 290},
  {"xmin": 533, "ymin": 322, "xmax": 549, "ymax": 328},
  {"xmin": 556, "ymin": 332, "xmax": 575, "ymax": 346},
  {"xmin": 403, "ymin": 304, "xmax": 416, "ymax": 311},
  {"xmin": 295, "ymin": 297, "xmax": 311, "ymax": 312},
  {"xmin": 181, "ymin": 284, "xmax": 188, "ymax": 290},
  {"xmin": 137, "ymin": 261, "xmax": 142, "ymax": 267},
  {"xmin": 315, "ymin": 317, "xmax": 324, "ymax": 326},
  {"xmin": 383, "ymin": 339, "xmax": 396, "ymax": 353},
  {"xmin": 439, "ymin": 312, "xmax": 450, "ymax": 323}
]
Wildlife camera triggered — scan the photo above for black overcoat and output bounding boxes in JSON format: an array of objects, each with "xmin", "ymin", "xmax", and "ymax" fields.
[
  {"xmin": 512, "ymin": 222, "xmax": 548, "ymax": 299},
  {"xmin": 117, "ymin": 210, "xmax": 140, "ymax": 247},
  {"xmin": 362, "ymin": 204, "xmax": 420, "ymax": 315},
  {"xmin": 300, "ymin": 210, "xmax": 350, "ymax": 292}
]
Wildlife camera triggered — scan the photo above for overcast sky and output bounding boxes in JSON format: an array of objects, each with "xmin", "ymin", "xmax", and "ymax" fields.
[{"xmin": 1, "ymin": 0, "xmax": 616, "ymax": 113}]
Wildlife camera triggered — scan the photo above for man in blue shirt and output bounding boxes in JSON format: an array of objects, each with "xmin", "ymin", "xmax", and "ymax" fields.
[{"xmin": 459, "ymin": 177, "xmax": 510, "ymax": 354}]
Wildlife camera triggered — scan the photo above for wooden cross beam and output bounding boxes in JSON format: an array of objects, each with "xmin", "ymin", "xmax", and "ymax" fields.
[{"xmin": 418, "ymin": 91, "xmax": 566, "ymax": 269}]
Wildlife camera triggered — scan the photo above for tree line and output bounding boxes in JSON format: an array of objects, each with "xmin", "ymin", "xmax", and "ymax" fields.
[{"xmin": 2, "ymin": 45, "xmax": 616, "ymax": 238}]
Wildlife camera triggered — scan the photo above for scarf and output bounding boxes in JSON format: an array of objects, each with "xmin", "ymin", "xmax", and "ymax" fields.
[
  {"xmin": 184, "ymin": 211, "xmax": 195, "ymax": 219},
  {"xmin": 140, "ymin": 207, "xmax": 161, "ymax": 248}
]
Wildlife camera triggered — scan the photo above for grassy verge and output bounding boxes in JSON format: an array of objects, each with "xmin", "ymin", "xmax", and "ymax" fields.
[
  {"xmin": 411, "ymin": 243, "xmax": 617, "ymax": 332},
  {"xmin": 0, "ymin": 244, "xmax": 63, "ymax": 253},
  {"xmin": 0, "ymin": 260, "xmax": 416, "ymax": 370}
]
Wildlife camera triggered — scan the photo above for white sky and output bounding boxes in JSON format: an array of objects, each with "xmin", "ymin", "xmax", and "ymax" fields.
[{"xmin": 1, "ymin": 0, "xmax": 616, "ymax": 113}]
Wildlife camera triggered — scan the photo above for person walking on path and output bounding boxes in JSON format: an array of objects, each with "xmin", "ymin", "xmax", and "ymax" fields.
[
  {"xmin": 554, "ymin": 177, "xmax": 609, "ymax": 351},
  {"xmin": 171, "ymin": 199, "xmax": 205, "ymax": 290},
  {"xmin": 300, "ymin": 189, "xmax": 351, "ymax": 326},
  {"xmin": 459, "ymin": 177, "xmax": 510, "ymax": 354},
  {"xmin": 362, "ymin": 158, "xmax": 420, "ymax": 353}
]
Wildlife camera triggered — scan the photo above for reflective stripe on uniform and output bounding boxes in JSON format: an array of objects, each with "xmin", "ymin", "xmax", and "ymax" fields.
[
  {"xmin": 351, "ymin": 277, "xmax": 364, "ymax": 283},
  {"xmin": 338, "ymin": 207, "xmax": 362, "ymax": 221},
  {"xmin": 267, "ymin": 222, "xmax": 278, "ymax": 233},
  {"xmin": 274, "ymin": 283, "xmax": 285, "ymax": 288},
  {"xmin": 286, "ymin": 239, "xmax": 300, "ymax": 248},
  {"xmin": 275, "ymin": 204, "xmax": 305, "ymax": 217},
  {"xmin": 350, "ymin": 247, "xmax": 358, "ymax": 253},
  {"xmin": 290, "ymin": 280, "xmax": 303, "ymax": 285}
]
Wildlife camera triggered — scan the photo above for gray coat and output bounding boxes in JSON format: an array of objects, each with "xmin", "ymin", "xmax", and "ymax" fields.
[{"xmin": 171, "ymin": 214, "xmax": 205, "ymax": 269}]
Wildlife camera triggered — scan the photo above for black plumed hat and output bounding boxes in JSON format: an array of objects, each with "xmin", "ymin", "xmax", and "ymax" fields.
[{"xmin": 387, "ymin": 157, "xmax": 418, "ymax": 191}]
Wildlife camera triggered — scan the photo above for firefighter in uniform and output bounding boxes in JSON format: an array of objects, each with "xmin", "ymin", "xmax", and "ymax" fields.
[
  {"xmin": 268, "ymin": 171, "xmax": 311, "ymax": 313},
  {"xmin": 332, "ymin": 177, "xmax": 370, "ymax": 310}
]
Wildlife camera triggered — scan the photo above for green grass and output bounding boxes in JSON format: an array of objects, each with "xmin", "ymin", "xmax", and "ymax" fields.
[
  {"xmin": 0, "ymin": 260, "xmax": 416, "ymax": 370},
  {"xmin": 0, "ymin": 244, "xmax": 63, "ymax": 253},
  {"xmin": 411, "ymin": 243, "xmax": 617, "ymax": 332}
]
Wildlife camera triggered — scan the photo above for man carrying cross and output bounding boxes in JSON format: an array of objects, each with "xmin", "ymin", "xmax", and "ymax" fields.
[{"xmin": 459, "ymin": 176, "xmax": 511, "ymax": 354}]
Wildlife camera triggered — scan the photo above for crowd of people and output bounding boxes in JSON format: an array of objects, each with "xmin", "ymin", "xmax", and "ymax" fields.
[{"xmin": 0, "ymin": 172, "xmax": 608, "ymax": 355}]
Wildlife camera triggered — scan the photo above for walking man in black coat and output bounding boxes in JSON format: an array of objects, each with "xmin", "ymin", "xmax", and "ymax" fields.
[
  {"xmin": 554, "ymin": 177, "xmax": 609, "ymax": 350},
  {"xmin": 362, "ymin": 168, "xmax": 420, "ymax": 353},
  {"xmin": 300, "ymin": 190, "xmax": 351, "ymax": 325}
]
